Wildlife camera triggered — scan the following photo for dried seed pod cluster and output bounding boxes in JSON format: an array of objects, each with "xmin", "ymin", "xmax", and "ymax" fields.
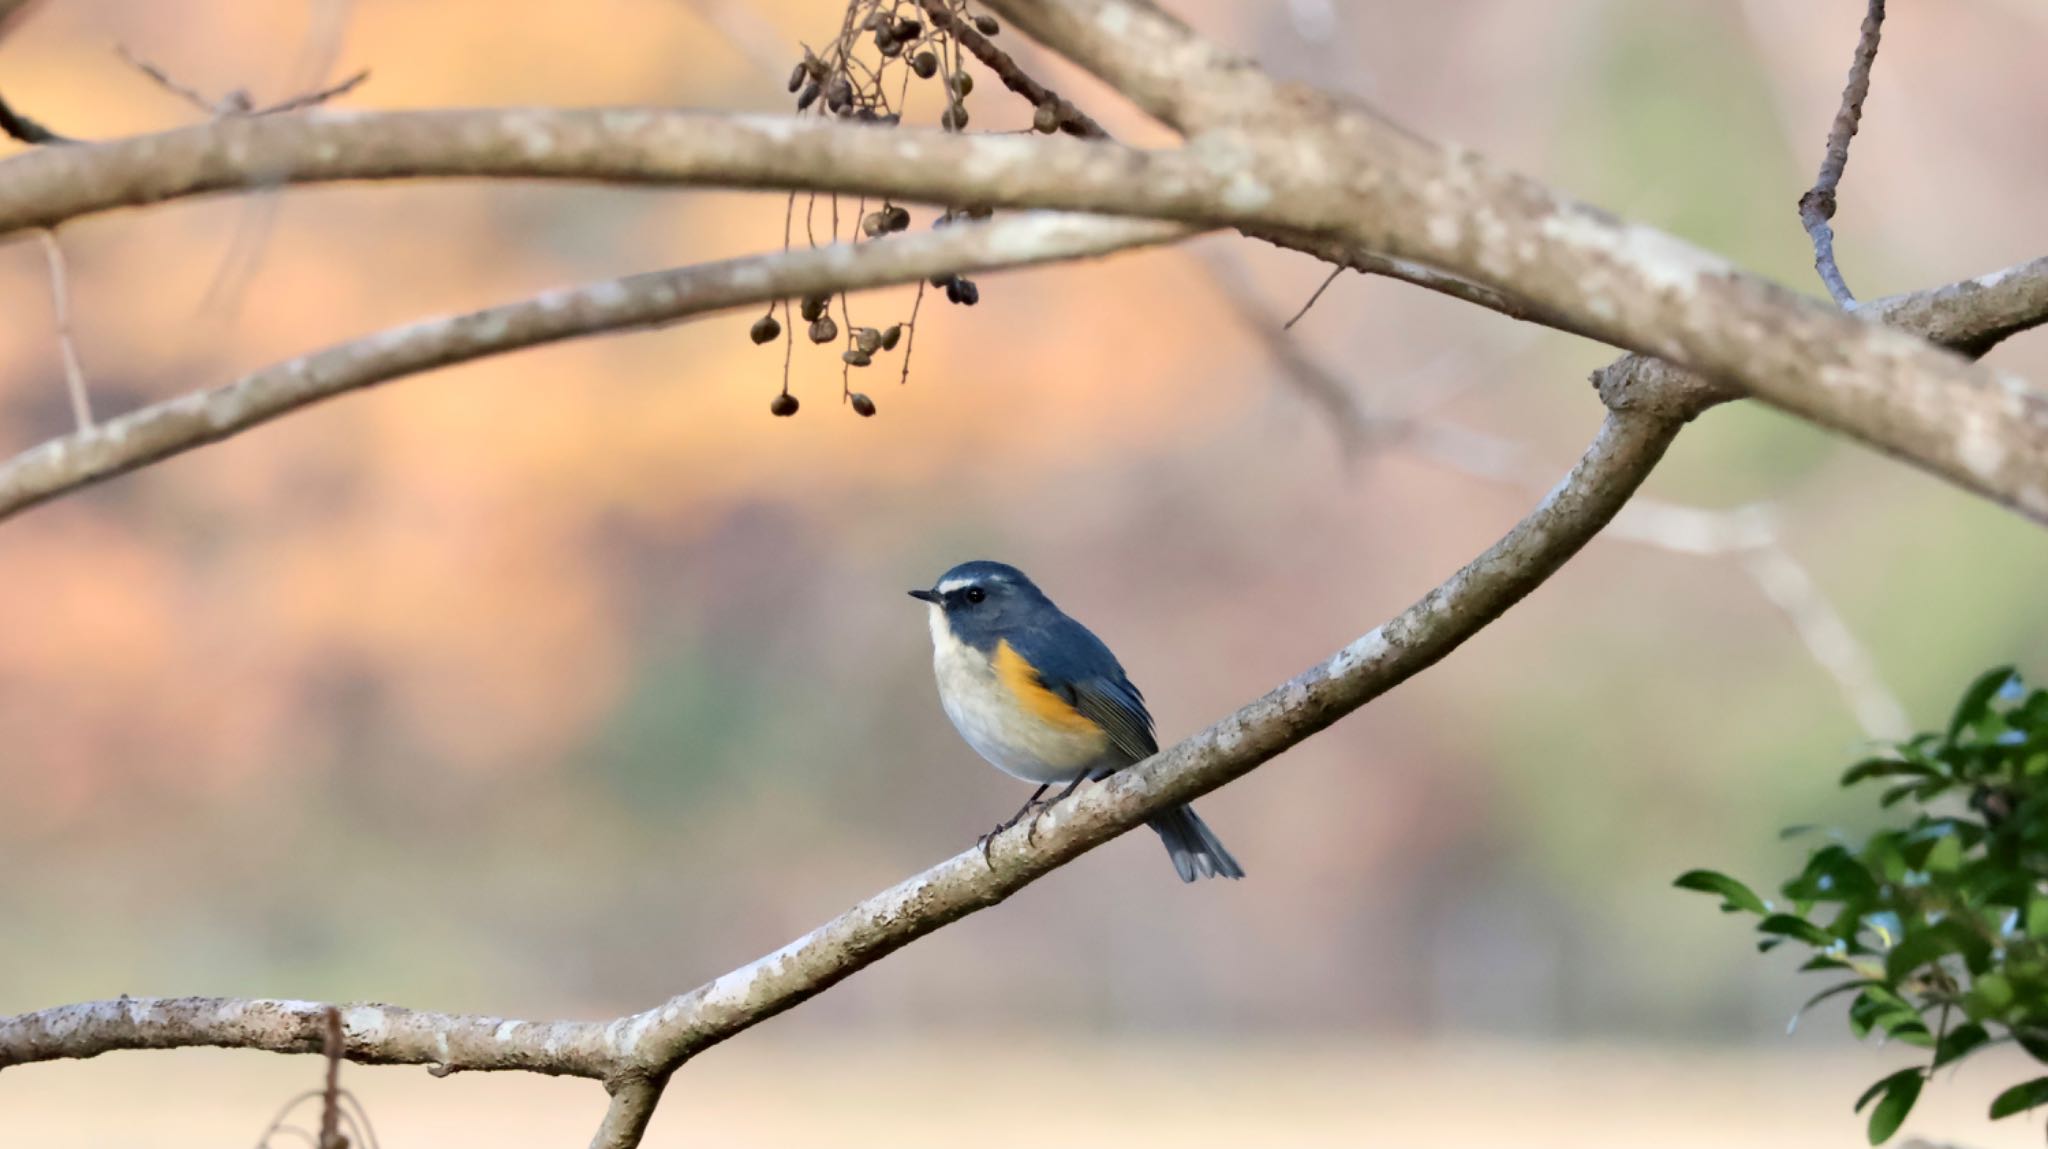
[{"xmin": 745, "ymin": 1, "xmax": 1010, "ymax": 419}]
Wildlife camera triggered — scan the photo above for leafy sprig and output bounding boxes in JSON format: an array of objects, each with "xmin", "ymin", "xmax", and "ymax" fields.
[{"xmin": 1679, "ymin": 666, "xmax": 2048, "ymax": 1143}]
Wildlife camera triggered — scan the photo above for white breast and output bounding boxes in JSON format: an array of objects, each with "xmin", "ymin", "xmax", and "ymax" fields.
[{"xmin": 927, "ymin": 606, "xmax": 1106, "ymax": 784}]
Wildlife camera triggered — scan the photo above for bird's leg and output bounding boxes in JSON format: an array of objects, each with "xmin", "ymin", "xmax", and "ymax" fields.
[
  {"xmin": 1023, "ymin": 775, "xmax": 1089, "ymax": 845},
  {"xmin": 978, "ymin": 783, "xmax": 1052, "ymax": 868}
]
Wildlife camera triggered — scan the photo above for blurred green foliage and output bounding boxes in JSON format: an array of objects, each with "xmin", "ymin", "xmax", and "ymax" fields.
[{"xmin": 1681, "ymin": 667, "xmax": 2048, "ymax": 1143}]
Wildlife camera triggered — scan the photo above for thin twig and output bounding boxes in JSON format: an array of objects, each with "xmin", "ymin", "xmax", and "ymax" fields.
[
  {"xmin": 0, "ymin": 93, "xmax": 72, "ymax": 145},
  {"xmin": 918, "ymin": 0, "xmax": 1111, "ymax": 139},
  {"xmin": 317, "ymin": 1008, "xmax": 343, "ymax": 1149},
  {"xmin": 252, "ymin": 1090, "xmax": 325, "ymax": 1149},
  {"xmin": 1282, "ymin": 265, "xmax": 1344, "ymax": 330},
  {"xmin": 37, "ymin": 230, "xmax": 92, "ymax": 431},
  {"xmin": 257, "ymin": 70, "xmax": 371, "ymax": 116},
  {"xmin": 118, "ymin": 43, "xmax": 231, "ymax": 115},
  {"xmin": 1798, "ymin": 0, "xmax": 1885, "ymax": 307}
]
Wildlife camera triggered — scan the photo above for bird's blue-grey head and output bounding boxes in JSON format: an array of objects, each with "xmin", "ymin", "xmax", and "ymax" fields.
[{"xmin": 909, "ymin": 561, "xmax": 1054, "ymax": 653}]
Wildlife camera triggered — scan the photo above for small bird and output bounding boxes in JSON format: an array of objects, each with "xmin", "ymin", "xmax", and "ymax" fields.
[{"xmin": 911, "ymin": 560, "xmax": 1244, "ymax": 882}]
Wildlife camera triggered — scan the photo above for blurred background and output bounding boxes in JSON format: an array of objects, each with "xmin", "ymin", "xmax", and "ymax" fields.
[{"xmin": 2, "ymin": 0, "xmax": 2047, "ymax": 1145}]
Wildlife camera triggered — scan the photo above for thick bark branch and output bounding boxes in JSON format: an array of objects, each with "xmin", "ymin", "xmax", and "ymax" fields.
[
  {"xmin": 984, "ymin": 0, "xmax": 2048, "ymax": 519},
  {"xmin": 0, "ymin": 108, "xmax": 2040, "ymax": 518},
  {"xmin": 0, "ymin": 995, "xmax": 618, "ymax": 1077},
  {"xmin": 0, "ymin": 213, "xmax": 1182, "ymax": 521}
]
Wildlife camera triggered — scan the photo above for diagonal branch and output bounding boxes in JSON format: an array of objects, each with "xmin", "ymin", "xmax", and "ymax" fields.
[
  {"xmin": 0, "ymin": 378, "xmax": 1709, "ymax": 1092},
  {"xmin": 1798, "ymin": 0, "xmax": 1886, "ymax": 307},
  {"xmin": 0, "ymin": 212, "xmax": 1184, "ymax": 522},
  {"xmin": 591, "ymin": 1077, "xmax": 666, "ymax": 1149}
]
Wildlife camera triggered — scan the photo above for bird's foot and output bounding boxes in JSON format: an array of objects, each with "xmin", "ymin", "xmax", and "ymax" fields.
[{"xmin": 978, "ymin": 799, "xmax": 1056, "ymax": 868}]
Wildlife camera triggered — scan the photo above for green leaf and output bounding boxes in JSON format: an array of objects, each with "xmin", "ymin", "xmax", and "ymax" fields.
[
  {"xmin": 1857, "ymin": 1068, "xmax": 1923, "ymax": 1144},
  {"xmin": 1989, "ymin": 1076, "xmax": 2048, "ymax": 1120},
  {"xmin": 1674, "ymin": 870, "xmax": 1766, "ymax": 914},
  {"xmin": 1850, "ymin": 988, "xmax": 1930, "ymax": 1043},
  {"xmin": 1842, "ymin": 757, "xmax": 1935, "ymax": 786},
  {"xmin": 1964, "ymin": 972, "xmax": 2014, "ymax": 1021},
  {"xmin": 1886, "ymin": 920, "xmax": 1994, "ymax": 983},
  {"xmin": 1758, "ymin": 913, "xmax": 1834, "ymax": 947},
  {"xmin": 1934, "ymin": 1021, "xmax": 1990, "ymax": 1068},
  {"xmin": 1923, "ymin": 833, "xmax": 1964, "ymax": 874},
  {"xmin": 2023, "ymin": 898, "xmax": 2048, "ymax": 940},
  {"xmin": 1951, "ymin": 666, "xmax": 2019, "ymax": 743},
  {"xmin": 1792, "ymin": 981, "xmax": 1876, "ymax": 1032},
  {"xmin": 2015, "ymin": 1027, "xmax": 2048, "ymax": 1063}
]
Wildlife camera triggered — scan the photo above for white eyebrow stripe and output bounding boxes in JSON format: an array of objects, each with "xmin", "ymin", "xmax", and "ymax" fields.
[{"xmin": 936, "ymin": 578, "xmax": 977, "ymax": 594}]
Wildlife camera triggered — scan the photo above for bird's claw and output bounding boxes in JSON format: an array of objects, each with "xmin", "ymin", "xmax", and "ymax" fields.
[{"xmin": 977, "ymin": 799, "xmax": 1055, "ymax": 869}]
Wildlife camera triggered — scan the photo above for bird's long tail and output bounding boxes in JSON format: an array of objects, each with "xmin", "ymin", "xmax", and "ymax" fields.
[{"xmin": 1147, "ymin": 803, "xmax": 1245, "ymax": 882}]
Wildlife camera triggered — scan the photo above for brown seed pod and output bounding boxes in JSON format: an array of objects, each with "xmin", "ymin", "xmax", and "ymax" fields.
[
  {"xmin": 947, "ymin": 278, "xmax": 979, "ymax": 306},
  {"xmin": 851, "ymin": 393, "xmax": 877, "ymax": 417},
  {"xmin": 973, "ymin": 14, "xmax": 999, "ymax": 35},
  {"xmin": 949, "ymin": 71, "xmax": 974, "ymax": 96},
  {"xmin": 861, "ymin": 211, "xmax": 887, "ymax": 238},
  {"xmin": 809, "ymin": 316, "xmax": 839, "ymax": 343},
  {"xmin": 879, "ymin": 324, "xmax": 903, "ymax": 351},
  {"xmin": 855, "ymin": 327, "xmax": 883, "ymax": 354},
  {"xmin": 893, "ymin": 17, "xmax": 922, "ymax": 40},
  {"xmin": 940, "ymin": 104, "xmax": 969, "ymax": 131},
  {"xmin": 875, "ymin": 29, "xmax": 901, "ymax": 57},
  {"xmin": 800, "ymin": 293, "xmax": 830, "ymax": 321},
  {"xmin": 771, "ymin": 392, "xmax": 799, "ymax": 417},
  {"xmin": 885, "ymin": 205, "xmax": 911, "ymax": 231},
  {"xmin": 788, "ymin": 64, "xmax": 808, "ymax": 93},
  {"xmin": 1033, "ymin": 103, "xmax": 1060, "ymax": 134},
  {"xmin": 796, "ymin": 81, "xmax": 821, "ymax": 111},
  {"xmin": 749, "ymin": 314, "xmax": 782, "ymax": 345},
  {"xmin": 825, "ymin": 77, "xmax": 853, "ymax": 112},
  {"xmin": 910, "ymin": 51, "xmax": 938, "ymax": 79},
  {"xmin": 843, "ymin": 349, "xmax": 873, "ymax": 367}
]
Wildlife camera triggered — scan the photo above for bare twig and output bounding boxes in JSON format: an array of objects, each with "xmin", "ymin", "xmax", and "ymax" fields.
[
  {"xmin": 253, "ymin": 1089, "xmax": 325, "ymax": 1149},
  {"xmin": 118, "ymin": 43, "xmax": 233, "ymax": 115},
  {"xmin": 117, "ymin": 44, "xmax": 368, "ymax": 119},
  {"xmin": 0, "ymin": 213, "xmax": 1184, "ymax": 522},
  {"xmin": 318, "ymin": 1008, "xmax": 344, "ymax": 1149},
  {"xmin": 1797, "ymin": 0, "xmax": 1885, "ymax": 307},
  {"xmin": 36, "ymin": 230, "xmax": 92, "ymax": 431},
  {"xmin": 0, "ymin": 93, "xmax": 72, "ymax": 145},
  {"xmin": 257, "ymin": 69, "xmax": 371, "ymax": 116},
  {"xmin": 1282, "ymin": 265, "xmax": 1345, "ymax": 330},
  {"xmin": 918, "ymin": 0, "xmax": 1111, "ymax": 139}
]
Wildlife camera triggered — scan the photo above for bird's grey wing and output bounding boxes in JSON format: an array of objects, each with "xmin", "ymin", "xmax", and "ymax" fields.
[{"xmin": 1062, "ymin": 675, "xmax": 1159, "ymax": 766}]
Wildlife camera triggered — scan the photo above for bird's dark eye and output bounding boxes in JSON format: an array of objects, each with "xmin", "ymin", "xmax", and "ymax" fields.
[{"xmin": 963, "ymin": 586, "xmax": 986, "ymax": 605}]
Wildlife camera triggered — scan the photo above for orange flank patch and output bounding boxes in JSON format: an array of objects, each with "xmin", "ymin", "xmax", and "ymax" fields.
[{"xmin": 993, "ymin": 641, "xmax": 1102, "ymax": 734}]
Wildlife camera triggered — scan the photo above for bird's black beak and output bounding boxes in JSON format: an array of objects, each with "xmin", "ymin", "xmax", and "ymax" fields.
[{"xmin": 908, "ymin": 588, "xmax": 941, "ymax": 603}]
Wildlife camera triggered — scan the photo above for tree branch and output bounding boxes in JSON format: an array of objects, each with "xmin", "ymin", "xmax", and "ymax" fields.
[
  {"xmin": 0, "ymin": 995, "xmax": 618, "ymax": 1076},
  {"xmin": 0, "ymin": 212, "xmax": 1183, "ymax": 522},
  {"xmin": 0, "ymin": 103, "xmax": 2040, "ymax": 513},
  {"xmin": 590, "ymin": 1077, "xmax": 666, "ymax": 1149},
  {"xmin": 981, "ymin": 0, "xmax": 2048, "ymax": 519},
  {"xmin": 0, "ymin": 381, "xmax": 1710, "ymax": 1115},
  {"xmin": 1798, "ymin": 0, "xmax": 1885, "ymax": 307}
]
